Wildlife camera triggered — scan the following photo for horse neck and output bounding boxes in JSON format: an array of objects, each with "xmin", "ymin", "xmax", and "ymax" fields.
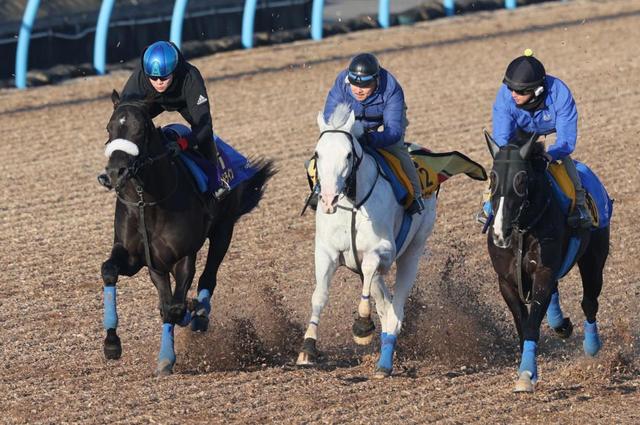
[
  {"xmin": 518, "ymin": 167, "xmax": 554, "ymax": 231},
  {"xmin": 136, "ymin": 130, "xmax": 176, "ymax": 200},
  {"xmin": 352, "ymin": 147, "xmax": 378, "ymax": 205}
]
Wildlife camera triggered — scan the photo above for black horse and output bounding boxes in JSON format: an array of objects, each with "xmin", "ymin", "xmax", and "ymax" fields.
[
  {"xmin": 484, "ymin": 130, "xmax": 610, "ymax": 392},
  {"xmin": 100, "ymin": 90, "xmax": 276, "ymax": 375}
]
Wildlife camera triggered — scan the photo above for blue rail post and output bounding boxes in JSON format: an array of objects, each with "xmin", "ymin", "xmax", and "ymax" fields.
[
  {"xmin": 242, "ymin": 0, "xmax": 258, "ymax": 48},
  {"xmin": 444, "ymin": 0, "xmax": 455, "ymax": 17},
  {"xmin": 378, "ymin": 0, "xmax": 390, "ymax": 29},
  {"xmin": 505, "ymin": 0, "xmax": 517, "ymax": 9},
  {"xmin": 170, "ymin": 0, "xmax": 189, "ymax": 49},
  {"xmin": 311, "ymin": 0, "xmax": 324, "ymax": 41},
  {"xmin": 15, "ymin": 0, "xmax": 41, "ymax": 89},
  {"xmin": 93, "ymin": 0, "xmax": 116, "ymax": 76}
]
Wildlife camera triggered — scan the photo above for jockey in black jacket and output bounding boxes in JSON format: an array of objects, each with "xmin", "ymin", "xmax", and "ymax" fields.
[{"xmin": 99, "ymin": 40, "xmax": 228, "ymax": 198}]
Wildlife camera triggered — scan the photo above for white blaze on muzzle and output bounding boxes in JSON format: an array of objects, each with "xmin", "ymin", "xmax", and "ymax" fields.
[{"xmin": 105, "ymin": 138, "xmax": 139, "ymax": 158}]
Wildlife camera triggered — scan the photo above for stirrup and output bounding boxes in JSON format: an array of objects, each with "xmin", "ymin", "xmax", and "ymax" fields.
[
  {"xmin": 213, "ymin": 180, "xmax": 231, "ymax": 201},
  {"xmin": 568, "ymin": 206, "xmax": 591, "ymax": 229},
  {"xmin": 407, "ymin": 197, "xmax": 424, "ymax": 215}
]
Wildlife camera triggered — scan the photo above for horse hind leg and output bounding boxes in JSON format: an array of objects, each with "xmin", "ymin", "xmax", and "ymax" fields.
[
  {"xmin": 191, "ymin": 219, "xmax": 235, "ymax": 332},
  {"xmin": 546, "ymin": 288, "xmax": 574, "ymax": 339},
  {"xmin": 577, "ymin": 227, "xmax": 609, "ymax": 357}
]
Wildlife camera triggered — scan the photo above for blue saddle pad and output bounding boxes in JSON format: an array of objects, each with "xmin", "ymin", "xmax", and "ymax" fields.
[
  {"xmin": 162, "ymin": 124, "xmax": 257, "ymax": 194},
  {"xmin": 547, "ymin": 160, "xmax": 613, "ymax": 230},
  {"xmin": 362, "ymin": 146, "xmax": 408, "ymax": 205}
]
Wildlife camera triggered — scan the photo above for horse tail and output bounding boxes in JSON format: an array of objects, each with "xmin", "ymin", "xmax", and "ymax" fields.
[{"xmin": 227, "ymin": 158, "xmax": 277, "ymax": 221}]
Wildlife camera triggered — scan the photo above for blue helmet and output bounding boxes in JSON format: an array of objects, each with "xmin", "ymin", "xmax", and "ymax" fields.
[{"xmin": 143, "ymin": 41, "xmax": 179, "ymax": 77}]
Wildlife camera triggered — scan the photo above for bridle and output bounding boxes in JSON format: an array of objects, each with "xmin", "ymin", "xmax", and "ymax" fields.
[{"xmin": 316, "ymin": 129, "xmax": 379, "ymax": 208}]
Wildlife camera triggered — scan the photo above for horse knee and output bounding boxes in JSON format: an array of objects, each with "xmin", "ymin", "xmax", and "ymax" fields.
[{"xmin": 101, "ymin": 261, "xmax": 119, "ymax": 285}]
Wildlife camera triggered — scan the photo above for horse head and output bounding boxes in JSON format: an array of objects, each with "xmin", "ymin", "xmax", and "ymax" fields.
[
  {"xmin": 314, "ymin": 103, "xmax": 364, "ymax": 214},
  {"xmin": 485, "ymin": 129, "xmax": 544, "ymax": 248},
  {"xmin": 103, "ymin": 90, "xmax": 157, "ymax": 190}
]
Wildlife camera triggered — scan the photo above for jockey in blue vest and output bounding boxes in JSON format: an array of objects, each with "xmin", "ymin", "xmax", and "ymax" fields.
[
  {"xmin": 322, "ymin": 53, "xmax": 424, "ymax": 215},
  {"xmin": 480, "ymin": 50, "xmax": 591, "ymax": 228}
]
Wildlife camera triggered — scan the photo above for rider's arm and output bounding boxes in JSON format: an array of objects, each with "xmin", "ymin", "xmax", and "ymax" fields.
[
  {"xmin": 182, "ymin": 68, "xmax": 214, "ymax": 149},
  {"xmin": 547, "ymin": 81, "xmax": 578, "ymax": 161},
  {"xmin": 366, "ymin": 84, "xmax": 405, "ymax": 149},
  {"xmin": 323, "ymin": 71, "xmax": 348, "ymax": 122},
  {"xmin": 492, "ymin": 85, "xmax": 516, "ymax": 147}
]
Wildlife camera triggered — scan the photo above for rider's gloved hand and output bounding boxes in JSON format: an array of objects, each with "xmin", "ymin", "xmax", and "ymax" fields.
[
  {"xmin": 542, "ymin": 151, "xmax": 554, "ymax": 167},
  {"xmin": 166, "ymin": 141, "xmax": 182, "ymax": 157}
]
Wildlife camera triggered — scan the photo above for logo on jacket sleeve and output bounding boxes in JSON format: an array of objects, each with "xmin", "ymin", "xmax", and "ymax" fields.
[{"xmin": 196, "ymin": 95, "xmax": 208, "ymax": 106}]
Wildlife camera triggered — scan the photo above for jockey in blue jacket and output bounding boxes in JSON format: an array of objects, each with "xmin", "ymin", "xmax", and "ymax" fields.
[
  {"xmin": 323, "ymin": 53, "xmax": 424, "ymax": 214},
  {"xmin": 484, "ymin": 50, "xmax": 591, "ymax": 228}
]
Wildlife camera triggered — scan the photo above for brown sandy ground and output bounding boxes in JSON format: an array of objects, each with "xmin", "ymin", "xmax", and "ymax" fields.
[{"xmin": 1, "ymin": 0, "xmax": 639, "ymax": 423}]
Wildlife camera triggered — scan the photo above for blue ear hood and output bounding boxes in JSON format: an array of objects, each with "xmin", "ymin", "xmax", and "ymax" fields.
[{"xmin": 143, "ymin": 41, "xmax": 179, "ymax": 77}]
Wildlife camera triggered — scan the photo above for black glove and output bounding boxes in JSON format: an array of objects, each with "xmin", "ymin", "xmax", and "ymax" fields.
[{"xmin": 166, "ymin": 141, "xmax": 182, "ymax": 157}]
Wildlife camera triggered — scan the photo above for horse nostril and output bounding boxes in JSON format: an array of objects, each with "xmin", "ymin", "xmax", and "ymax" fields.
[{"xmin": 332, "ymin": 195, "xmax": 339, "ymax": 205}]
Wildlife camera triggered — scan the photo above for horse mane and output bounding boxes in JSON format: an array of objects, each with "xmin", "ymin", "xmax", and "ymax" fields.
[{"xmin": 327, "ymin": 103, "xmax": 352, "ymax": 129}]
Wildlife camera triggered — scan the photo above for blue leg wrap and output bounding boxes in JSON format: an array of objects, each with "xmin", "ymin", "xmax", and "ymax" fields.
[
  {"xmin": 196, "ymin": 289, "xmax": 212, "ymax": 315},
  {"xmin": 583, "ymin": 320, "xmax": 602, "ymax": 357},
  {"xmin": 518, "ymin": 340, "xmax": 538, "ymax": 382},
  {"xmin": 158, "ymin": 323, "xmax": 176, "ymax": 366},
  {"xmin": 377, "ymin": 332, "xmax": 397, "ymax": 372},
  {"xmin": 482, "ymin": 200, "xmax": 492, "ymax": 216},
  {"xmin": 103, "ymin": 286, "xmax": 118, "ymax": 330},
  {"xmin": 546, "ymin": 291, "xmax": 564, "ymax": 329},
  {"xmin": 177, "ymin": 309, "xmax": 192, "ymax": 327}
]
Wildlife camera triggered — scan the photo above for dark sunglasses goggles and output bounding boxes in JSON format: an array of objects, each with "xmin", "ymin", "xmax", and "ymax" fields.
[{"xmin": 348, "ymin": 71, "xmax": 377, "ymax": 87}]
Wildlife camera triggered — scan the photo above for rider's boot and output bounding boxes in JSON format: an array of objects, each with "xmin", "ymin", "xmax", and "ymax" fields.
[
  {"xmin": 568, "ymin": 188, "xmax": 592, "ymax": 229},
  {"xmin": 407, "ymin": 194, "xmax": 425, "ymax": 216}
]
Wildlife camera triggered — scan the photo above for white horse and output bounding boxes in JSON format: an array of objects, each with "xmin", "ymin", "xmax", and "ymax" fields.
[{"xmin": 297, "ymin": 103, "xmax": 437, "ymax": 378}]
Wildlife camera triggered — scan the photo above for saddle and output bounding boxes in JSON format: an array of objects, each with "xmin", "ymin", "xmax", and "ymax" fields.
[
  {"xmin": 547, "ymin": 161, "xmax": 613, "ymax": 229},
  {"xmin": 306, "ymin": 143, "xmax": 487, "ymax": 210},
  {"xmin": 162, "ymin": 124, "xmax": 256, "ymax": 194}
]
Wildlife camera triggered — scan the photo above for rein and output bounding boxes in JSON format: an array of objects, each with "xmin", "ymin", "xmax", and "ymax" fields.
[{"xmin": 112, "ymin": 147, "xmax": 178, "ymax": 272}]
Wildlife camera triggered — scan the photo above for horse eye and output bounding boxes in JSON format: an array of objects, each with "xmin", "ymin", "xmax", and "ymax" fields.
[
  {"xmin": 513, "ymin": 171, "xmax": 527, "ymax": 197},
  {"xmin": 489, "ymin": 171, "xmax": 499, "ymax": 195},
  {"xmin": 346, "ymin": 152, "xmax": 352, "ymax": 160}
]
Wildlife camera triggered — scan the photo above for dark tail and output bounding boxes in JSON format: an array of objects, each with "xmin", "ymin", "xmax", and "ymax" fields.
[{"xmin": 226, "ymin": 158, "xmax": 277, "ymax": 222}]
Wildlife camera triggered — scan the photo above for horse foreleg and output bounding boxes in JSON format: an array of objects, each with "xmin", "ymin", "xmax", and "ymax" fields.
[
  {"xmin": 515, "ymin": 271, "xmax": 555, "ymax": 393},
  {"xmin": 578, "ymin": 227, "xmax": 609, "ymax": 356},
  {"xmin": 149, "ymin": 268, "xmax": 177, "ymax": 376},
  {"xmin": 101, "ymin": 243, "xmax": 142, "ymax": 360},
  {"xmin": 296, "ymin": 246, "xmax": 338, "ymax": 366},
  {"xmin": 354, "ymin": 252, "xmax": 385, "ymax": 347}
]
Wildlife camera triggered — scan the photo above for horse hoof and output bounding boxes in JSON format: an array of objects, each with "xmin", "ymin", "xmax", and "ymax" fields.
[
  {"xmin": 352, "ymin": 317, "xmax": 375, "ymax": 346},
  {"xmin": 155, "ymin": 359, "xmax": 174, "ymax": 376},
  {"xmin": 296, "ymin": 351, "xmax": 316, "ymax": 366},
  {"xmin": 103, "ymin": 330, "xmax": 122, "ymax": 360},
  {"xmin": 513, "ymin": 372, "xmax": 535, "ymax": 393},
  {"xmin": 373, "ymin": 366, "xmax": 391, "ymax": 379},
  {"xmin": 190, "ymin": 315, "xmax": 209, "ymax": 332},
  {"xmin": 583, "ymin": 337, "xmax": 602, "ymax": 357},
  {"xmin": 353, "ymin": 333, "xmax": 374, "ymax": 346},
  {"xmin": 552, "ymin": 318, "xmax": 573, "ymax": 339}
]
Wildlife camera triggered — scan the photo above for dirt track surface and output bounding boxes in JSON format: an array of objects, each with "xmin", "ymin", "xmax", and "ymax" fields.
[{"xmin": 1, "ymin": 0, "xmax": 639, "ymax": 423}]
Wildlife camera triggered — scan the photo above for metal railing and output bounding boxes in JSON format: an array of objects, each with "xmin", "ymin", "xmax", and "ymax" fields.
[{"xmin": 13, "ymin": 0, "xmax": 543, "ymax": 89}]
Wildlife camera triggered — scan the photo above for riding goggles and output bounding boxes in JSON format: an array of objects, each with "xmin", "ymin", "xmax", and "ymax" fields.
[
  {"xmin": 149, "ymin": 74, "xmax": 172, "ymax": 81},
  {"xmin": 348, "ymin": 71, "xmax": 376, "ymax": 87},
  {"xmin": 507, "ymin": 86, "xmax": 533, "ymax": 96}
]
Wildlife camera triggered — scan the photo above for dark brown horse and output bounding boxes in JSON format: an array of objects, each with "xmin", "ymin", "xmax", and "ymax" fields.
[
  {"xmin": 100, "ymin": 90, "xmax": 276, "ymax": 375},
  {"xmin": 485, "ymin": 130, "xmax": 610, "ymax": 392}
]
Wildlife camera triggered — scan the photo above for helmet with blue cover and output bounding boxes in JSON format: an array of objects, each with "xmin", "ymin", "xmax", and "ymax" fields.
[
  {"xmin": 347, "ymin": 53, "xmax": 380, "ymax": 87},
  {"xmin": 143, "ymin": 41, "xmax": 179, "ymax": 78}
]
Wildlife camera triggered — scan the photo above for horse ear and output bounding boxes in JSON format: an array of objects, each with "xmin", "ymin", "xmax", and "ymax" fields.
[
  {"xmin": 111, "ymin": 90, "xmax": 120, "ymax": 109},
  {"xmin": 519, "ymin": 132, "xmax": 537, "ymax": 159},
  {"xmin": 343, "ymin": 110, "xmax": 356, "ymax": 131},
  {"xmin": 484, "ymin": 128, "xmax": 500, "ymax": 159},
  {"xmin": 317, "ymin": 111, "xmax": 328, "ymax": 131}
]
